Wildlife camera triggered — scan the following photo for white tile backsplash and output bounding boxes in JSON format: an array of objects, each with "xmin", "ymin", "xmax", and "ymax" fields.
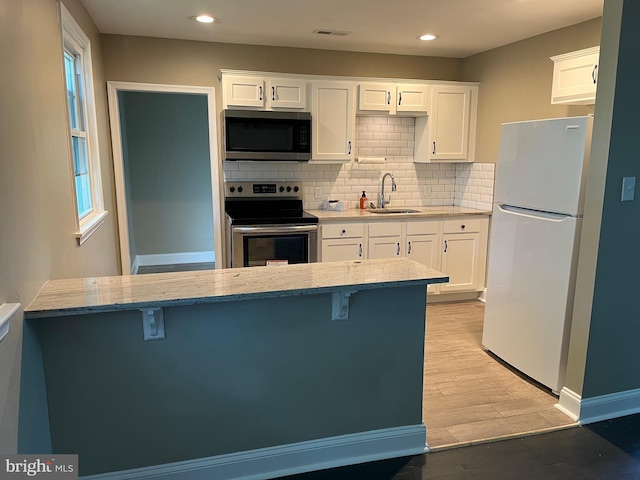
[
  {"xmin": 455, "ymin": 163, "xmax": 495, "ymax": 211},
  {"xmin": 223, "ymin": 116, "xmax": 495, "ymax": 211}
]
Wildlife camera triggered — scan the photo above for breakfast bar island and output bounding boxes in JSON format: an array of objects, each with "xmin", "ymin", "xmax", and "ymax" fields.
[{"xmin": 21, "ymin": 258, "xmax": 447, "ymax": 479}]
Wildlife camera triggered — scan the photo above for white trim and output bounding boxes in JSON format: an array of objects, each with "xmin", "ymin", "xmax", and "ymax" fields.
[
  {"xmin": 556, "ymin": 387, "xmax": 581, "ymax": 422},
  {"xmin": 131, "ymin": 256, "xmax": 140, "ymax": 275},
  {"xmin": 135, "ymin": 251, "xmax": 215, "ymax": 267},
  {"xmin": 60, "ymin": 3, "xmax": 106, "ymax": 243},
  {"xmin": 478, "ymin": 288, "xmax": 487, "ymax": 303},
  {"xmin": 81, "ymin": 424, "xmax": 426, "ymax": 480},
  {"xmin": 106, "ymin": 81, "xmax": 222, "ymax": 275},
  {"xmin": 0, "ymin": 303, "xmax": 21, "ymax": 343},
  {"xmin": 556, "ymin": 386, "xmax": 640, "ymax": 425},
  {"xmin": 578, "ymin": 387, "xmax": 640, "ymax": 425},
  {"xmin": 75, "ymin": 210, "xmax": 108, "ymax": 245}
]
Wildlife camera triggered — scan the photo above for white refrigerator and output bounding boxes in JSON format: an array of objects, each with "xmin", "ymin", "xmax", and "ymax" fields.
[{"xmin": 482, "ymin": 115, "xmax": 592, "ymax": 394}]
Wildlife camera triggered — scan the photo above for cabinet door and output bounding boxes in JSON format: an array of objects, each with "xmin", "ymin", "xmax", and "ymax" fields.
[
  {"xmin": 397, "ymin": 85, "xmax": 430, "ymax": 113},
  {"xmin": 322, "ymin": 238, "xmax": 364, "ymax": 262},
  {"xmin": 440, "ymin": 232, "xmax": 481, "ymax": 292},
  {"xmin": 428, "ymin": 85, "xmax": 476, "ymax": 162},
  {"xmin": 407, "ymin": 234, "xmax": 441, "ymax": 293},
  {"xmin": 311, "ymin": 81, "xmax": 356, "ymax": 163},
  {"xmin": 550, "ymin": 47, "xmax": 599, "ymax": 105},
  {"xmin": 268, "ymin": 78, "xmax": 307, "ymax": 110},
  {"xmin": 368, "ymin": 236, "xmax": 403, "ymax": 259},
  {"xmin": 223, "ymin": 75, "xmax": 265, "ymax": 108},
  {"xmin": 358, "ymin": 83, "xmax": 394, "ymax": 113}
]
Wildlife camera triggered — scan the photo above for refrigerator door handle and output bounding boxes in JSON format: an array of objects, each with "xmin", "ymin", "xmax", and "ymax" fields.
[{"xmin": 497, "ymin": 204, "xmax": 577, "ymax": 222}]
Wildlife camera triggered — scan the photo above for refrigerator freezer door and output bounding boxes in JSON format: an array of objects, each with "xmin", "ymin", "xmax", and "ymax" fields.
[
  {"xmin": 493, "ymin": 116, "xmax": 591, "ymax": 216},
  {"xmin": 482, "ymin": 204, "xmax": 582, "ymax": 392}
]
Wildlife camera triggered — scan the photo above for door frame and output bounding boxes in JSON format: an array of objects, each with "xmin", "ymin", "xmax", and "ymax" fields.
[{"xmin": 106, "ymin": 81, "xmax": 222, "ymax": 274}]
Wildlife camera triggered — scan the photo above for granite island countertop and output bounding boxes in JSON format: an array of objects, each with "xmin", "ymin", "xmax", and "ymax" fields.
[
  {"xmin": 308, "ymin": 205, "xmax": 491, "ymax": 221},
  {"xmin": 25, "ymin": 258, "xmax": 448, "ymax": 319}
]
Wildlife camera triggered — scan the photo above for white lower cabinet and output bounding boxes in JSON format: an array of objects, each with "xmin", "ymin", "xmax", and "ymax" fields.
[
  {"xmin": 406, "ymin": 220, "xmax": 442, "ymax": 293},
  {"xmin": 321, "ymin": 223, "xmax": 365, "ymax": 262},
  {"xmin": 440, "ymin": 218, "xmax": 488, "ymax": 293},
  {"xmin": 319, "ymin": 216, "xmax": 489, "ymax": 297},
  {"xmin": 368, "ymin": 222, "xmax": 403, "ymax": 259}
]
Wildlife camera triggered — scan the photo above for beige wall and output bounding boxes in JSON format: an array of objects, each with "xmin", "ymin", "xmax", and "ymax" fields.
[
  {"xmin": 101, "ymin": 35, "xmax": 462, "ymax": 126},
  {"xmin": 461, "ymin": 18, "xmax": 602, "ymax": 163},
  {"xmin": 0, "ymin": 0, "xmax": 118, "ymax": 452}
]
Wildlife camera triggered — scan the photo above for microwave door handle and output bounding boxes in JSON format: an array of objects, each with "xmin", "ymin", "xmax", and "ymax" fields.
[{"xmin": 232, "ymin": 225, "xmax": 318, "ymax": 234}]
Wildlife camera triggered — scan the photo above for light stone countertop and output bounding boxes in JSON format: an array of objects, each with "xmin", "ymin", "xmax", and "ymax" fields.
[
  {"xmin": 308, "ymin": 205, "xmax": 491, "ymax": 221},
  {"xmin": 25, "ymin": 258, "xmax": 448, "ymax": 319}
]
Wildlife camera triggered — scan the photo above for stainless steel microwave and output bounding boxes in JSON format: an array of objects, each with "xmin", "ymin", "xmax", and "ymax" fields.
[{"xmin": 222, "ymin": 110, "xmax": 311, "ymax": 161}]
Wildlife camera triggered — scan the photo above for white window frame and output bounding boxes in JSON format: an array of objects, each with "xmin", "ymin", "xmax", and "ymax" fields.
[{"xmin": 60, "ymin": 3, "xmax": 107, "ymax": 245}]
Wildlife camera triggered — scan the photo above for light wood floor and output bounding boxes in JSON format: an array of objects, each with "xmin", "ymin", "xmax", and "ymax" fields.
[{"xmin": 424, "ymin": 301, "xmax": 576, "ymax": 449}]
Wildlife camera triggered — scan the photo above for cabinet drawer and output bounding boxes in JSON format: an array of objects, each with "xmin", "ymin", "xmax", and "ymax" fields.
[
  {"xmin": 443, "ymin": 217, "xmax": 484, "ymax": 234},
  {"xmin": 368, "ymin": 222, "xmax": 402, "ymax": 237},
  {"xmin": 406, "ymin": 220, "xmax": 440, "ymax": 235},
  {"xmin": 322, "ymin": 223, "xmax": 364, "ymax": 239}
]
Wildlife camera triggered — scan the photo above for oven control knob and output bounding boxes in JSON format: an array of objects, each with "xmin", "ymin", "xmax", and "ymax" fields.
[
  {"xmin": 286, "ymin": 186, "xmax": 292, "ymax": 192},
  {"xmin": 293, "ymin": 186, "xmax": 299, "ymax": 193},
  {"xmin": 279, "ymin": 186, "xmax": 285, "ymax": 192},
  {"xmin": 229, "ymin": 186, "xmax": 235, "ymax": 193},
  {"xmin": 237, "ymin": 186, "xmax": 243, "ymax": 193}
]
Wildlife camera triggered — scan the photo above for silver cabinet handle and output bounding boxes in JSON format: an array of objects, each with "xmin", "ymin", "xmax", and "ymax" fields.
[
  {"xmin": 259, "ymin": 85, "xmax": 263, "ymax": 101},
  {"xmin": 272, "ymin": 86, "xmax": 276, "ymax": 101},
  {"xmin": 408, "ymin": 241, "xmax": 412, "ymax": 255},
  {"xmin": 387, "ymin": 91, "xmax": 391, "ymax": 105},
  {"xmin": 444, "ymin": 240, "xmax": 448, "ymax": 253},
  {"xmin": 347, "ymin": 141, "xmax": 352, "ymax": 155},
  {"xmin": 432, "ymin": 141, "xmax": 436, "ymax": 155},
  {"xmin": 398, "ymin": 91, "xmax": 402, "ymax": 105},
  {"xmin": 358, "ymin": 244, "xmax": 363, "ymax": 257},
  {"xmin": 592, "ymin": 65, "xmax": 598, "ymax": 84},
  {"xmin": 396, "ymin": 242, "xmax": 401, "ymax": 255}
]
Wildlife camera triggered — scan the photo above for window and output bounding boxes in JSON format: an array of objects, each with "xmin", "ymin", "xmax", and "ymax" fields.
[{"xmin": 61, "ymin": 4, "xmax": 107, "ymax": 244}]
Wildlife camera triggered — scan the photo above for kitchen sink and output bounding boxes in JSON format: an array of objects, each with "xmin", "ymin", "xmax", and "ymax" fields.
[{"xmin": 368, "ymin": 209, "xmax": 421, "ymax": 214}]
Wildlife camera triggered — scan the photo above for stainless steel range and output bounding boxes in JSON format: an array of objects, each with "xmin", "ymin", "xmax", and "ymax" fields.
[{"xmin": 224, "ymin": 182, "xmax": 318, "ymax": 268}]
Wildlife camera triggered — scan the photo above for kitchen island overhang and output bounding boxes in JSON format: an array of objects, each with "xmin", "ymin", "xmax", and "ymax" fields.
[{"xmin": 21, "ymin": 258, "xmax": 448, "ymax": 479}]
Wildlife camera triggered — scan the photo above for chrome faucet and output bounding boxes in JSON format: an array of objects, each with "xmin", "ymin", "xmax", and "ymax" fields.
[{"xmin": 379, "ymin": 172, "xmax": 397, "ymax": 208}]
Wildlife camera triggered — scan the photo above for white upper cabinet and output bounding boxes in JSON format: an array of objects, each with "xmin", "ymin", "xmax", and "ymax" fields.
[
  {"xmin": 358, "ymin": 83, "xmax": 394, "ymax": 113},
  {"xmin": 358, "ymin": 83, "xmax": 429, "ymax": 115},
  {"xmin": 550, "ymin": 46, "xmax": 600, "ymax": 105},
  {"xmin": 396, "ymin": 84, "xmax": 430, "ymax": 113},
  {"xmin": 222, "ymin": 74, "xmax": 307, "ymax": 110},
  {"xmin": 416, "ymin": 84, "xmax": 478, "ymax": 163},
  {"xmin": 311, "ymin": 81, "xmax": 356, "ymax": 163}
]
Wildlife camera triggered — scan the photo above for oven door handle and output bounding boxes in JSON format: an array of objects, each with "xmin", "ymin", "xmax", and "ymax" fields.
[{"xmin": 232, "ymin": 225, "xmax": 318, "ymax": 234}]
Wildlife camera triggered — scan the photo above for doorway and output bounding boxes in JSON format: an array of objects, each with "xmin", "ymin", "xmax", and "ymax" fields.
[{"xmin": 107, "ymin": 82, "xmax": 222, "ymax": 274}]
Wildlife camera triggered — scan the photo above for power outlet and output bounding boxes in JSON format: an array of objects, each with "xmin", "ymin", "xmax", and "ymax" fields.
[
  {"xmin": 314, "ymin": 187, "xmax": 323, "ymax": 200},
  {"xmin": 622, "ymin": 176, "xmax": 636, "ymax": 202}
]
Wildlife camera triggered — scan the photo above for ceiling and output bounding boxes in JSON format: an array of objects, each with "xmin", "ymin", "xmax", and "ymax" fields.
[{"xmin": 80, "ymin": 0, "xmax": 604, "ymax": 59}]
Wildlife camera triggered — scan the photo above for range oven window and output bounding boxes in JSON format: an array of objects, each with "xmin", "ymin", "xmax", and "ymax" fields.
[{"xmin": 243, "ymin": 235, "xmax": 308, "ymax": 267}]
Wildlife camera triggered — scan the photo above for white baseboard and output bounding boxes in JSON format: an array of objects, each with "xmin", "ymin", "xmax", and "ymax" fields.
[
  {"xmin": 556, "ymin": 387, "xmax": 581, "ymax": 421},
  {"xmin": 135, "ymin": 251, "xmax": 215, "ymax": 268},
  {"xmin": 130, "ymin": 256, "xmax": 139, "ymax": 275},
  {"xmin": 556, "ymin": 386, "xmax": 640, "ymax": 425},
  {"xmin": 478, "ymin": 288, "xmax": 487, "ymax": 303},
  {"xmin": 579, "ymin": 387, "xmax": 640, "ymax": 424},
  {"xmin": 82, "ymin": 425, "xmax": 426, "ymax": 480}
]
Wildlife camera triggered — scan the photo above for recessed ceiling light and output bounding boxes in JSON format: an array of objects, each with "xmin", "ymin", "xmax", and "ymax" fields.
[
  {"xmin": 194, "ymin": 15, "xmax": 216, "ymax": 24},
  {"xmin": 419, "ymin": 34, "xmax": 438, "ymax": 41}
]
